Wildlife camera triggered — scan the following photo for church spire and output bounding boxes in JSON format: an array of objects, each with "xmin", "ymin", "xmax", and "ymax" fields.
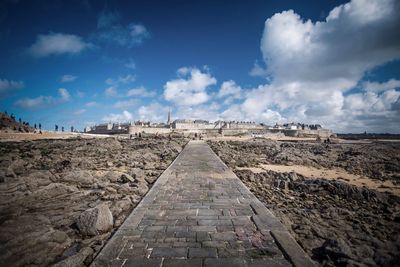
[{"xmin": 167, "ymin": 109, "xmax": 171, "ymax": 125}]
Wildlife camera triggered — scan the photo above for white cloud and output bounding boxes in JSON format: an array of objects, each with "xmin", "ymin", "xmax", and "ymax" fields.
[
  {"xmin": 164, "ymin": 67, "xmax": 217, "ymax": 106},
  {"xmin": 138, "ymin": 102, "xmax": 170, "ymax": 122},
  {"xmin": 0, "ymin": 78, "xmax": 24, "ymax": 98},
  {"xmin": 230, "ymin": 0, "xmax": 400, "ymax": 132},
  {"xmin": 102, "ymin": 110, "xmax": 133, "ymax": 122},
  {"xmin": 104, "ymin": 86, "xmax": 118, "ymax": 97},
  {"xmin": 126, "ymin": 86, "xmax": 155, "ymax": 97},
  {"xmin": 106, "ymin": 74, "xmax": 136, "ymax": 86},
  {"xmin": 125, "ymin": 59, "xmax": 136, "ymax": 70},
  {"xmin": 362, "ymin": 79, "xmax": 400, "ymax": 93},
  {"xmin": 113, "ymin": 98, "xmax": 137, "ymax": 109},
  {"xmin": 15, "ymin": 88, "xmax": 71, "ymax": 109},
  {"xmin": 58, "ymin": 88, "xmax": 70, "ymax": 101},
  {"xmin": 74, "ymin": 109, "xmax": 86, "ymax": 115},
  {"xmin": 218, "ymin": 80, "xmax": 243, "ymax": 99},
  {"xmin": 94, "ymin": 11, "xmax": 150, "ymax": 47},
  {"xmin": 85, "ymin": 101, "xmax": 98, "ymax": 107},
  {"xmin": 61, "ymin": 74, "xmax": 78, "ymax": 83},
  {"xmin": 29, "ymin": 33, "xmax": 92, "ymax": 57}
]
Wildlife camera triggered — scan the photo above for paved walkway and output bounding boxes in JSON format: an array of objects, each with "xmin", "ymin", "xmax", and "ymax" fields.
[{"xmin": 92, "ymin": 141, "xmax": 315, "ymax": 267}]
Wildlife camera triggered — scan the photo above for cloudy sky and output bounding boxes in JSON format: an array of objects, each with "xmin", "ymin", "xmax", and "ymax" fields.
[{"xmin": 1, "ymin": 0, "xmax": 399, "ymax": 133}]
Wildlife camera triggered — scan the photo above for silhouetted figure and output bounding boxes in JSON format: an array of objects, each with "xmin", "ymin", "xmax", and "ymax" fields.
[
  {"xmin": 19, "ymin": 118, "xmax": 22, "ymax": 124},
  {"xmin": 55, "ymin": 125, "xmax": 58, "ymax": 131},
  {"xmin": 39, "ymin": 123, "xmax": 42, "ymax": 130},
  {"xmin": 62, "ymin": 126, "xmax": 64, "ymax": 132},
  {"xmin": 34, "ymin": 124, "xmax": 37, "ymax": 129},
  {"xmin": 71, "ymin": 126, "xmax": 74, "ymax": 132}
]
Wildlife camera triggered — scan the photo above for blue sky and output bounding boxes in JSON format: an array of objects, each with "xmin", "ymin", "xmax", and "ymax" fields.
[{"xmin": 1, "ymin": 0, "xmax": 399, "ymax": 133}]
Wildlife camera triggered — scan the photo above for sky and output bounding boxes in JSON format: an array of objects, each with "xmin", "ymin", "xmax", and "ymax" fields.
[{"xmin": 0, "ymin": 0, "xmax": 400, "ymax": 133}]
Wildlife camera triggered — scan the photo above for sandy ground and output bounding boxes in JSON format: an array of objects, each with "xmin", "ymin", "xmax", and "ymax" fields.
[{"xmin": 237, "ymin": 164, "xmax": 400, "ymax": 195}]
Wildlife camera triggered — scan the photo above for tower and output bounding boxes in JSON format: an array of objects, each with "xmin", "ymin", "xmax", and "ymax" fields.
[{"xmin": 167, "ymin": 109, "xmax": 171, "ymax": 125}]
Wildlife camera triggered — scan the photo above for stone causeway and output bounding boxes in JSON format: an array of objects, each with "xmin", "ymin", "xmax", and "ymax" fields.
[{"xmin": 91, "ymin": 141, "xmax": 315, "ymax": 267}]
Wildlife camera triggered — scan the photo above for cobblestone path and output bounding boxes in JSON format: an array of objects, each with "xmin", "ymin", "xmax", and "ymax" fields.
[{"xmin": 92, "ymin": 141, "xmax": 315, "ymax": 267}]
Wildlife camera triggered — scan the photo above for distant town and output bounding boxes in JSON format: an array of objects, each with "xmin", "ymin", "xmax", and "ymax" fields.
[{"xmin": 85, "ymin": 111, "xmax": 335, "ymax": 138}]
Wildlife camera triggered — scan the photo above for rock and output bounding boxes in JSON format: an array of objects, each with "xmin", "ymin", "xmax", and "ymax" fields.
[
  {"xmin": 77, "ymin": 204, "xmax": 113, "ymax": 236},
  {"xmin": 60, "ymin": 171, "xmax": 94, "ymax": 186},
  {"xmin": 118, "ymin": 173, "xmax": 135, "ymax": 183},
  {"xmin": 317, "ymin": 238, "xmax": 354, "ymax": 262},
  {"xmin": 288, "ymin": 171, "xmax": 298, "ymax": 181},
  {"xmin": 53, "ymin": 247, "xmax": 93, "ymax": 267},
  {"xmin": 9, "ymin": 159, "xmax": 25, "ymax": 175}
]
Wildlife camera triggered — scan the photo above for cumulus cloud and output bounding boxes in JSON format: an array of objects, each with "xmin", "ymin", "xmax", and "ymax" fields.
[
  {"xmin": 0, "ymin": 78, "xmax": 24, "ymax": 98},
  {"xmin": 164, "ymin": 67, "xmax": 217, "ymax": 106},
  {"xmin": 138, "ymin": 102, "xmax": 170, "ymax": 122},
  {"xmin": 225, "ymin": 0, "xmax": 400, "ymax": 132},
  {"xmin": 29, "ymin": 33, "xmax": 92, "ymax": 57},
  {"xmin": 218, "ymin": 80, "xmax": 243, "ymax": 104},
  {"xmin": 362, "ymin": 79, "xmax": 400, "ymax": 93},
  {"xmin": 61, "ymin": 74, "xmax": 78, "ymax": 83},
  {"xmin": 94, "ymin": 11, "xmax": 150, "ymax": 47},
  {"xmin": 15, "ymin": 88, "xmax": 71, "ymax": 109},
  {"xmin": 113, "ymin": 98, "xmax": 137, "ymax": 109},
  {"xmin": 102, "ymin": 110, "xmax": 133, "ymax": 122},
  {"xmin": 126, "ymin": 86, "xmax": 156, "ymax": 97}
]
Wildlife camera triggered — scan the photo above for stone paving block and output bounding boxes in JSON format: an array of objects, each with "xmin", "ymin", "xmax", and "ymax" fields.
[
  {"xmin": 198, "ymin": 219, "xmax": 232, "ymax": 226},
  {"xmin": 173, "ymin": 242, "xmax": 201, "ymax": 248},
  {"xmin": 198, "ymin": 209, "xmax": 222, "ymax": 216},
  {"xmin": 202, "ymin": 241, "xmax": 227, "ymax": 248},
  {"xmin": 203, "ymin": 258, "xmax": 245, "ymax": 267},
  {"xmin": 123, "ymin": 259, "xmax": 162, "ymax": 267},
  {"xmin": 210, "ymin": 232, "xmax": 237, "ymax": 241},
  {"xmin": 162, "ymin": 259, "xmax": 203, "ymax": 267},
  {"xmin": 188, "ymin": 248, "xmax": 217, "ymax": 258},
  {"xmin": 119, "ymin": 248, "xmax": 149, "ymax": 259},
  {"xmin": 189, "ymin": 226, "xmax": 217, "ymax": 232},
  {"xmin": 175, "ymin": 231, "xmax": 196, "ymax": 238},
  {"xmin": 144, "ymin": 226, "xmax": 166, "ymax": 232},
  {"xmin": 150, "ymin": 247, "xmax": 188, "ymax": 258},
  {"xmin": 196, "ymin": 231, "xmax": 211, "ymax": 242}
]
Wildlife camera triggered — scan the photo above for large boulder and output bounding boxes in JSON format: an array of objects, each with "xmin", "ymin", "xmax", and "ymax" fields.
[{"xmin": 77, "ymin": 204, "xmax": 113, "ymax": 236}]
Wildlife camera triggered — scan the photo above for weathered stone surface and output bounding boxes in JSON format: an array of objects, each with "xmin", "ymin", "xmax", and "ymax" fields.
[
  {"xmin": 77, "ymin": 204, "xmax": 114, "ymax": 236},
  {"xmin": 0, "ymin": 136, "xmax": 188, "ymax": 266}
]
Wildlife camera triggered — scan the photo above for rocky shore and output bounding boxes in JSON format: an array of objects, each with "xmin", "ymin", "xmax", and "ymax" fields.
[
  {"xmin": 209, "ymin": 140, "xmax": 400, "ymax": 266},
  {"xmin": 0, "ymin": 136, "xmax": 187, "ymax": 266}
]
